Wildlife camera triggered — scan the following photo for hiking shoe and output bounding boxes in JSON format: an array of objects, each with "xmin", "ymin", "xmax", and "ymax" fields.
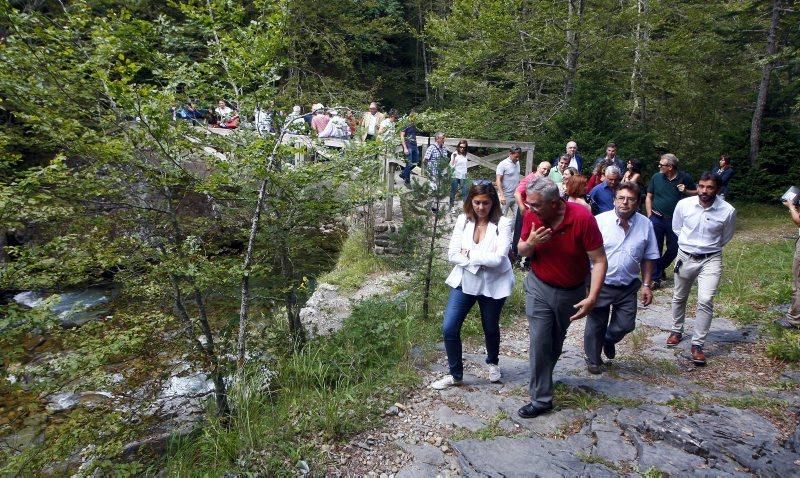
[
  {"xmin": 666, "ymin": 332, "xmax": 682, "ymax": 347},
  {"xmin": 430, "ymin": 375, "xmax": 462, "ymax": 390},
  {"xmin": 517, "ymin": 401, "xmax": 553, "ymax": 419},
  {"xmin": 587, "ymin": 363, "xmax": 602, "ymax": 375},
  {"xmin": 690, "ymin": 345, "xmax": 707, "ymax": 366},
  {"xmin": 487, "ymin": 364, "xmax": 502, "ymax": 383},
  {"xmin": 603, "ymin": 341, "xmax": 616, "ymax": 360}
]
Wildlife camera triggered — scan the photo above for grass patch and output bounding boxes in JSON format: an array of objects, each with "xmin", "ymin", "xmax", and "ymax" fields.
[
  {"xmin": 163, "ymin": 298, "xmax": 422, "ymax": 475},
  {"xmin": 639, "ymin": 466, "xmax": 668, "ymax": 478},
  {"xmin": 318, "ymin": 230, "xmax": 388, "ymax": 291},
  {"xmin": 450, "ymin": 411, "xmax": 511, "ymax": 441},
  {"xmin": 719, "ymin": 396, "xmax": 789, "ymax": 415},
  {"xmin": 554, "ymin": 383, "xmax": 644, "ymax": 411},
  {"xmin": 765, "ymin": 327, "xmax": 800, "ymax": 362},
  {"xmin": 575, "ymin": 451, "xmax": 620, "ymax": 471},
  {"xmin": 666, "ymin": 393, "xmax": 704, "ymax": 413}
]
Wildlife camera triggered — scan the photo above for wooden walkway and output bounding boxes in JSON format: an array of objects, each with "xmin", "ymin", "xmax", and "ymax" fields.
[{"xmin": 198, "ymin": 126, "xmax": 536, "ymax": 220}]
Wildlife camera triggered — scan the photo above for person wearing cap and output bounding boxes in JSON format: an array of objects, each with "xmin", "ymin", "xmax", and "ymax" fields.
[
  {"xmin": 311, "ymin": 103, "xmax": 329, "ymax": 135},
  {"xmin": 360, "ymin": 102, "xmax": 384, "ymax": 141}
]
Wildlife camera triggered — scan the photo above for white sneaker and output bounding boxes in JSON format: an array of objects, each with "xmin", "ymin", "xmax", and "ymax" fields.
[
  {"xmin": 430, "ymin": 375, "xmax": 462, "ymax": 390},
  {"xmin": 487, "ymin": 364, "xmax": 502, "ymax": 383}
]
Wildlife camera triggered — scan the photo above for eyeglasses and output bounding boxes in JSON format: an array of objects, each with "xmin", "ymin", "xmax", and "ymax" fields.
[
  {"xmin": 458, "ymin": 145, "xmax": 467, "ymax": 149},
  {"xmin": 615, "ymin": 196, "xmax": 637, "ymax": 203},
  {"xmin": 657, "ymin": 163, "xmax": 670, "ymax": 168}
]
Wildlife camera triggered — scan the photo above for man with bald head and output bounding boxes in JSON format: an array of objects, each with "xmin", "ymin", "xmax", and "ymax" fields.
[
  {"xmin": 560, "ymin": 141, "xmax": 584, "ymax": 173},
  {"xmin": 515, "ymin": 162, "xmax": 552, "ymax": 214},
  {"xmin": 360, "ymin": 102, "xmax": 385, "ymax": 141}
]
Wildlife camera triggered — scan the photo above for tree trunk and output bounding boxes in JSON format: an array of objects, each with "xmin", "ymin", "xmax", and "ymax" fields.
[
  {"xmin": 749, "ymin": 0, "xmax": 781, "ymax": 166},
  {"xmin": 564, "ymin": 0, "xmax": 585, "ymax": 101},
  {"xmin": 630, "ymin": 0, "xmax": 649, "ymax": 123},
  {"xmin": 236, "ymin": 128, "xmax": 288, "ymax": 368},
  {"xmin": 422, "ymin": 207, "xmax": 441, "ymax": 321}
]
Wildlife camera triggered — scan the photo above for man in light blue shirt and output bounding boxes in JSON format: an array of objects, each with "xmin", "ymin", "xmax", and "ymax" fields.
[{"xmin": 584, "ymin": 181, "xmax": 659, "ymax": 374}]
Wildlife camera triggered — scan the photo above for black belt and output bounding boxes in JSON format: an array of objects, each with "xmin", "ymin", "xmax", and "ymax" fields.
[
  {"xmin": 680, "ymin": 249, "xmax": 720, "ymax": 260},
  {"xmin": 604, "ymin": 280, "xmax": 639, "ymax": 290}
]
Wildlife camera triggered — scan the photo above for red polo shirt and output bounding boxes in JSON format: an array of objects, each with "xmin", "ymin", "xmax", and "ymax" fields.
[{"xmin": 520, "ymin": 201, "xmax": 603, "ymax": 288}]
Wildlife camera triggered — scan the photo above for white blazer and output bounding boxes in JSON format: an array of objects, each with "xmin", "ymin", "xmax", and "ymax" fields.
[{"xmin": 445, "ymin": 214, "xmax": 515, "ymax": 299}]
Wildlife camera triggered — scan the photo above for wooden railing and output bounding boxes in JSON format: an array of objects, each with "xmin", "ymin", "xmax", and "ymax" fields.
[{"xmin": 201, "ymin": 127, "xmax": 536, "ymax": 220}]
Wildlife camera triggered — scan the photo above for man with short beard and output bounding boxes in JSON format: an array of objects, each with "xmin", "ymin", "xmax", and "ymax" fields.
[
  {"xmin": 666, "ymin": 172, "xmax": 736, "ymax": 365},
  {"xmin": 584, "ymin": 182, "xmax": 659, "ymax": 374}
]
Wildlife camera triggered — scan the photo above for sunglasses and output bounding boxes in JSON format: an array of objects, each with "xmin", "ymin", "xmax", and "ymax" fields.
[{"xmin": 473, "ymin": 179, "xmax": 495, "ymax": 188}]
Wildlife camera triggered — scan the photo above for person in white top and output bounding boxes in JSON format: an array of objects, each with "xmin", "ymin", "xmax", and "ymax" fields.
[
  {"xmin": 377, "ymin": 108, "xmax": 398, "ymax": 141},
  {"xmin": 777, "ymin": 197, "xmax": 800, "ymax": 329},
  {"xmin": 360, "ymin": 102, "xmax": 384, "ymax": 141},
  {"xmin": 430, "ymin": 181, "xmax": 515, "ymax": 390},
  {"xmin": 449, "ymin": 140, "xmax": 470, "ymax": 208},
  {"xmin": 666, "ymin": 172, "xmax": 736, "ymax": 365},
  {"xmin": 584, "ymin": 182, "xmax": 659, "ymax": 374},
  {"xmin": 319, "ymin": 109, "xmax": 350, "ymax": 139},
  {"xmin": 495, "ymin": 146, "xmax": 522, "ymax": 217}
]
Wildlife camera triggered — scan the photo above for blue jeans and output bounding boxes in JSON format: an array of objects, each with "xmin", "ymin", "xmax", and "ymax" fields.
[
  {"xmin": 442, "ymin": 286, "xmax": 506, "ymax": 381},
  {"xmin": 650, "ymin": 214, "xmax": 678, "ymax": 282},
  {"xmin": 449, "ymin": 178, "xmax": 469, "ymax": 208},
  {"xmin": 401, "ymin": 146, "xmax": 420, "ymax": 182}
]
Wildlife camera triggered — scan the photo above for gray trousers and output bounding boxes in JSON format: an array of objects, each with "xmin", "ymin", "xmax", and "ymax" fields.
[
  {"xmin": 525, "ymin": 272, "xmax": 586, "ymax": 405},
  {"xmin": 583, "ymin": 280, "xmax": 641, "ymax": 366},
  {"xmin": 788, "ymin": 237, "xmax": 800, "ymax": 325},
  {"xmin": 671, "ymin": 250, "xmax": 723, "ymax": 346}
]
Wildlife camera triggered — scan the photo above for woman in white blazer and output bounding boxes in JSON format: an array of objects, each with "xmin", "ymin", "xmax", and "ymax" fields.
[{"xmin": 431, "ymin": 181, "xmax": 515, "ymax": 390}]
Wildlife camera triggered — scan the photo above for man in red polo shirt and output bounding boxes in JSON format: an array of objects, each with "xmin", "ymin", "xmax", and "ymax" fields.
[{"xmin": 516, "ymin": 177, "xmax": 607, "ymax": 419}]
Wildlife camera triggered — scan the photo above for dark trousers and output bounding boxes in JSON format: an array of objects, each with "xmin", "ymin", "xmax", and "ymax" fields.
[
  {"xmin": 442, "ymin": 287, "xmax": 506, "ymax": 381},
  {"xmin": 525, "ymin": 273, "xmax": 585, "ymax": 405},
  {"xmin": 650, "ymin": 214, "xmax": 678, "ymax": 282},
  {"xmin": 401, "ymin": 147, "xmax": 420, "ymax": 181},
  {"xmin": 584, "ymin": 280, "xmax": 640, "ymax": 366}
]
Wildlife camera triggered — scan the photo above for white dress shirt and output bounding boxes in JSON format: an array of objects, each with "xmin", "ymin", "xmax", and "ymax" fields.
[
  {"xmin": 672, "ymin": 196, "xmax": 736, "ymax": 255},
  {"xmin": 445, "ymin": 214, "xmax": 514, "ymax": 299},
  {"xmin": 596, "ymin": 211, "xmax": 660, "ymax": 286}
]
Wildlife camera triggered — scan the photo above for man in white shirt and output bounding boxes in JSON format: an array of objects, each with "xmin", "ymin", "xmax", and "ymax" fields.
[
  {"xmin": 495, "ymin": 146, "xmax": 522, "ymax": 216},
  {"xmin": 666, "ymin": 172, "xmax": 736, "ymax": 365},
  {"xmin": 585, "ymin": 182, "xmax": 659, "ymax": 374},
  {"xmin": 360, "ymin": 102, "xmax": 384, "ymax": 141}
]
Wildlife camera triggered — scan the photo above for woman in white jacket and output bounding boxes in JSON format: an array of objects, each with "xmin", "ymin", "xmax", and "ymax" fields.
[{"xmin": 431, "ymin": 181, "xmax": 515, "ymax": 389}]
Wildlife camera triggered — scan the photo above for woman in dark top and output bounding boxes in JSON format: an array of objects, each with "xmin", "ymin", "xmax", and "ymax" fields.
[{"xmin": 714, "ymin": 154, "xmax": 734, "ymax": 200}]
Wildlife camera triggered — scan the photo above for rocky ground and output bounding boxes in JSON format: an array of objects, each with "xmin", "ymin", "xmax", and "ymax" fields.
[{"xmin": 330, "ymin": 281, "xmax": 800, "ymax": 477}]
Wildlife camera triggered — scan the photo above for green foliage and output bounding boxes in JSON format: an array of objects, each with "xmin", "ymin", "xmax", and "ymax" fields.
[
  {"xmin": 319, "ymin": 231, "xmax": 388, "ymax": 291},
  {"xmin": 766, "ymin": 328, "xmax": 800, "ymax": 363},
  {"xmin": 553, "ymin": 383, "xmax": 643, "ymax": 411},
  {"xmin": 164, "ymin": 298, "xmax": 420, "ymax": 475}
]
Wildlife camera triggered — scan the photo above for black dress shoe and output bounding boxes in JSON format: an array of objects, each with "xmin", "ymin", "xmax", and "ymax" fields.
[
  {"xmin": 587, "ymin": 363, "xmax": 602, "ymax": 375},
  {"xmin": 603, "ymin": 341, "xmax": 616, "ymax": 360},
  {"xmin": 517, "ymin": 401, "xmax": 553, "ymax": 419}
]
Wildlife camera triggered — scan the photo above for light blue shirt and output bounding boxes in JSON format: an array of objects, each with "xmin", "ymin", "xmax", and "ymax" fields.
[{"xmin": 596, "ymin": 210, "xmax": 660, "ymax": 286}]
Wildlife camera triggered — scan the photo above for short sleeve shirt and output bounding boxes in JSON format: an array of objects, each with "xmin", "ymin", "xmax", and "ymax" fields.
[
  {"xmin": 495, "ymin": 158, "xmax": 520, "ymax": 198},
  {"xmin": 648, "ymin": 171, "xmax": 696, "ymax": 217},
  {"xmin": 402, "ymin": 124, "xmax": 417, "ymax": 147},
  {"xmin": 520, "ymin": 202, "xmax": 604, "ymax": 288}
]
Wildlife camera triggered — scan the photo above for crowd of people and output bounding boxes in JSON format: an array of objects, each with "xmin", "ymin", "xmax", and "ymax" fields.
[{"xmin": 430, "ymin": 141, "xmax": 749, "ymax": 421}]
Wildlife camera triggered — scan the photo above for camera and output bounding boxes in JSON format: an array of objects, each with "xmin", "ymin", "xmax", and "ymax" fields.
[{"xmin": 782, "ymin": 186, "xmax": 800, "ymax": 206}]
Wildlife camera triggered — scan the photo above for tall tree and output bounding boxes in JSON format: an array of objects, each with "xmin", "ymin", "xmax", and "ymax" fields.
[{"xmin": 749, "ymin": 0, "xmax": 782, "ymax": 166}]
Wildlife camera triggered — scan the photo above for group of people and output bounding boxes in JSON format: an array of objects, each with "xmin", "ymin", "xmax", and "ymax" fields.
[{"xmin": 431, "ymin": 145, "xmax": 739, "ymax": 420}]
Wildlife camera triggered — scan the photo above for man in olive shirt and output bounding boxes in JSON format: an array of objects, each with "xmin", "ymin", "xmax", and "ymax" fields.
[{"xmin": 645, "ymin": 154, "xmax": 697, "ymax": 288}]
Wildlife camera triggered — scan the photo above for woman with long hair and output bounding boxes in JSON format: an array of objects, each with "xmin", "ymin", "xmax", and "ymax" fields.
[
  {"xmin": 623, "ymin": 158, "xmax": 643, "ymax": 185},
  {"xmin": 431, "ymin": 181, "xmax": 515, "ymax": 389},
  {"xmin": 564, "ymin": 174, "xmax": 591, "ymax": 212},
  {"xmin": 449, "ymin": 140, "xmax": 470, "ymax": 208}
]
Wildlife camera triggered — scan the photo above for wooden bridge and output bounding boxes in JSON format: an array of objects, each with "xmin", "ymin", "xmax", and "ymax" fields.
[{"xmin": 200, "ymin": 127, "xmax": 536, "ymax": 220}]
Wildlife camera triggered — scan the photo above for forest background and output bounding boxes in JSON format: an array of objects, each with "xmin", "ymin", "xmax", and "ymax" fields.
[{"xmin": 1, "ymin": 0, "xmax": 799, "ymax": 475}]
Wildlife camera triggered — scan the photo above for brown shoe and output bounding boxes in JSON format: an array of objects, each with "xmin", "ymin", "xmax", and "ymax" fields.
[
  {"xmin": 666, "ymin": 332, "xmax": 682, "ymax": 346},
  {"xmin": 690, "ymin": 345, "xmax": 706, "ymax": 365}
]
